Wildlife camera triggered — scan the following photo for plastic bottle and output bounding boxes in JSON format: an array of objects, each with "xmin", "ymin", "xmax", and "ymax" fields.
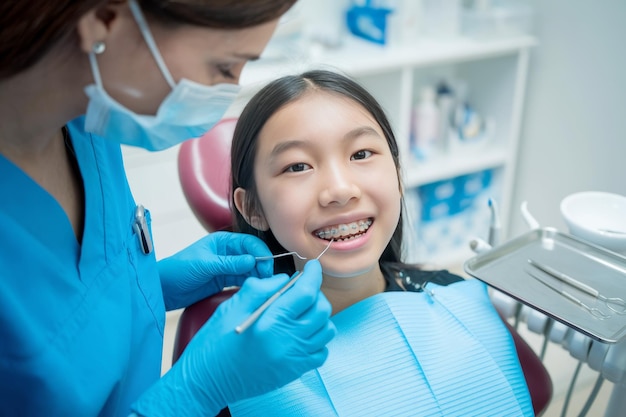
[
  {"xmin": 411, "ymin": 86, "xmax": 440, "ymax": 160},
  {"xmin": 436, "ymin": 81, "xmax": 455, "ymax": 154},
  {"xmin": 451, "ymin": 81, "xmax": 485, "ymax": 145}
]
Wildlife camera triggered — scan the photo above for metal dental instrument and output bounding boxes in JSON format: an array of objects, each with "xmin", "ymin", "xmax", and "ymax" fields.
[
  {"xmin": 528, "ymin": 270, "xmax": 611, "ymax": 320},
  {"xmin": 528, "ymin": 259, "xmax": 626, "ymax": 315},
  {"xmin": 255, "ymin": 251, "xmax": 307, "ymax": 261},
  {"xmin": 236, "ymin": 239, "xmax": 334, "ymax": 334}
]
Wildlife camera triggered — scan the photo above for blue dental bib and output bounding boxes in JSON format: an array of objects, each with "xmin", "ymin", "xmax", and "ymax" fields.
[{"xmin": 230, "ymin": 279, "xmax": 532, "ymax": 417}]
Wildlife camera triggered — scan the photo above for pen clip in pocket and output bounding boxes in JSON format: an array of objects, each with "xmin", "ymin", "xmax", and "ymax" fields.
[{"xmin": 133, "ymin": 204, "xmax": 153, "ymax": 255}]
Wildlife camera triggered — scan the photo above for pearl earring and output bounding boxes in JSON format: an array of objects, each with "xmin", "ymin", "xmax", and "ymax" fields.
[{"xmin": 92, "ymin": 41, "xmax": 106, "ymax": 55}]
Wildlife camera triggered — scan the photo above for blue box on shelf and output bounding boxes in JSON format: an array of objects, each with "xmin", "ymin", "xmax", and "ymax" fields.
[
  {"xmin": 416, "ymin": 178, "xmax": 458, "ymax": 222},
  {"xmin": 407, "ymin": 169, "xmax": 496, "ymax": 262},
  {"xmin": 454, "ymin": 169, "xmax": 493, "ymax": 212},
  {"xmin": 346, "ymin": 5, "xmax": 393, "ymax": 45}
]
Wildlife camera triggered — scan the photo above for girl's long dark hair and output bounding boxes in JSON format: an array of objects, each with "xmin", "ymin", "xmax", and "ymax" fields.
[{"xmin": 231, "ymin": 69, "xmax": 405, "ymax": 274}]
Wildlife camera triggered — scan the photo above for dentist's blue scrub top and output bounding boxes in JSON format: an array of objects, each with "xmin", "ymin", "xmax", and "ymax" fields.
[{"xmin": 0, "ymin": 117, "xmax": 165, "ymax": 416}]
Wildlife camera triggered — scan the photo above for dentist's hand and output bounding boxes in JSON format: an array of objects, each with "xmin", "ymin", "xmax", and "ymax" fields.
[
  {"xmin": 159, "ymin": 231, "xmax": 274, "ymax": 310},
  {"xmin": 132, "ymin": 260, "xmax": 335, "ymax": 417}
]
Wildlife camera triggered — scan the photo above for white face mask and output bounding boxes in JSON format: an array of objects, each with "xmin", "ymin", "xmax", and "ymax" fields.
[{"xmin": 83, "ymin": 0, "xmax": 241, "ymax": 151}]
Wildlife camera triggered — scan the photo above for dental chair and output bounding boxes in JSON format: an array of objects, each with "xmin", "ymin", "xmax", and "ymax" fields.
[
  {"xmin": 178, "ymin": 117, "xmax": 237, "ymax": 233},
  {"xmin": 175, "ymin": 118, "xmax": 553, "ymax": 416}
]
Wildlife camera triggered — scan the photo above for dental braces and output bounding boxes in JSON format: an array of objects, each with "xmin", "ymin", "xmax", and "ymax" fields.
[{"xmin": 316, "ymin": 219, "xmax": 372, "ymax": 240}]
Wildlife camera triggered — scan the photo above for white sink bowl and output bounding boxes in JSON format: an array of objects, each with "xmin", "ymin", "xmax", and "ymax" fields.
[{"xmin": 560, "ymin": 191, "xmax": 626, "ymax": 253}]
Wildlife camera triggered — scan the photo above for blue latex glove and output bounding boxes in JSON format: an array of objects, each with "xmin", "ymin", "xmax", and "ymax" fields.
[
  {"xmin": 132, "ymin": 260, "xmax": 336, "ymax": 417},
  {"xmin": 159, "ymin": 231, "xmax": 274, "ymax": 311}
]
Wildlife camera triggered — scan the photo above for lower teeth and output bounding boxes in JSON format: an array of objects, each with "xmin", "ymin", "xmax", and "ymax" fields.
[{"xmin": 322, "ymin": 231, "xmax": 364, "ymax": 241}]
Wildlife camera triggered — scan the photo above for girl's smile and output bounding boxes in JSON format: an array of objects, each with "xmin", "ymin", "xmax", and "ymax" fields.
[
  {"xmin": 314, "ymin": 217, "xmax": 373, "ymax": 241},
  {"xmin": 313, "ymin": 217, "xmax": 373, "ymax": 254}
]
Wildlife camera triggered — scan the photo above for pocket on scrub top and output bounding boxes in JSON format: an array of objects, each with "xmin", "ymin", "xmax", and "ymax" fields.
[{"xmin": 127, "ymin": 207, "xmax": 165, "ymax": 335}]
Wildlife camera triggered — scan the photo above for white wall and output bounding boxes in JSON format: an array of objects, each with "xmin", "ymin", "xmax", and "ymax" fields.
[{"xmin": 508, "ymin": 0, "xmax": 626, "ymax": 238}]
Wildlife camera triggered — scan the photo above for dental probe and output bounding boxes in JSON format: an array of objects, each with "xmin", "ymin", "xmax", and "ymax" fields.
[
  {"xmin": 235, "ymin": 239, "xmax": 334, "ymax": 334},
  {"xmin": 255, "ymin": 251, "xmax": 307, "ymax": 261}
]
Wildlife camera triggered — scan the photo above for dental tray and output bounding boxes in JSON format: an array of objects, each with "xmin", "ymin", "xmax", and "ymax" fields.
[{"xmin": 464, "ymin": 227, "xmax": 626, "ymax": 343}]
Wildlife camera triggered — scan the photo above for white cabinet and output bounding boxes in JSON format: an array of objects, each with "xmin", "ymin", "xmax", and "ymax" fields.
[{"xmin": 123, "ymin": 34, "xmax": 536, "ymax": 268}]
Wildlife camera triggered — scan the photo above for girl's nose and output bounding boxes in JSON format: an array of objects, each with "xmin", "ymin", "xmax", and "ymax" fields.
[{"xmin": 318, "ymin": 166, "xmax": 361, "ymax": 207}]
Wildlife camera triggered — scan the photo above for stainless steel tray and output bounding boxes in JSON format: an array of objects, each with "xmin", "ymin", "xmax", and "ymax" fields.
[{"xmin": 464, "ymin": 227, "xmax": 626, "ymax": 343}]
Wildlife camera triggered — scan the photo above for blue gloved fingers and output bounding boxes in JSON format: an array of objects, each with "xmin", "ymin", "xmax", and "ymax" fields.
[
  {"xmin": 270, "ymin": 259, "xmax": 324, "ymax": 317},
  {"xmin": 233, "ymin": 274, "xmax": 292, "ymax": 312},
  {"xmin": 252, "ymin": 259, "xmax": 274, "ymax": 279},
  {"xmin": 303, "ymin": 346, "xmax": 330, "ymax": 370},
  {"xmin": 206, "ymin": 232, "xmax": 274, "ymax": 278},
  {"xmin": 218, "ymin": 275, "xmax": 333, "ymax": 395},
  {"xmin": 160, "ymin": 232, "xmax": 276, "ymax": 311},
  {"xmin": 212, "ymin": 231, "xmax": 272, "ymax": 258},
  {"xmin": 292, "ymin": 295, "xmax": 336, "ymax": 345},
  {"xmin": 133, "ymin": 268, "xmax": 334, "ymax": 417},
  {"xmin": 233, "ymin": 233, "xmax": 274, "ymax": 278},
  {"xmin": 306, "ymin": 327, "xmax": 335, "ymax": 359},
  {"xmin": 202, "ymin": 273, "xmax": 297, "ymax": 333},
  {"xmin": 199, "ymin": 253, "xmax": 256, "ymax": 277},
  {"xmin": 266, "ymin": 293, "xmax": 335, "ymax": 353}
]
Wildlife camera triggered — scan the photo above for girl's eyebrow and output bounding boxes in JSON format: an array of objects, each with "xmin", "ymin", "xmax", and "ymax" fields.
[
  {"xmin": 268, "ymin": 126, "xmax": 384, "ymax": 159},
  {"xmin": 268, "ymin": 139, "xmax": 309, "ymax": 160},
  {"xmin": 343, "ymin": 126, "xmax": 383, "ymax": 141}
]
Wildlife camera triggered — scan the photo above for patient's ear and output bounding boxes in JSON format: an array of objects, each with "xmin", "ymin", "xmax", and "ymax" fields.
[{"xmin": 233, "ymin": 187, "xmax": 269, "ymax": 231}]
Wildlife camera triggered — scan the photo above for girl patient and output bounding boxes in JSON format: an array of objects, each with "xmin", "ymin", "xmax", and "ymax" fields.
[{"xmin": 228, "ymin": 70, "xmax": 534, "ymax": 416}]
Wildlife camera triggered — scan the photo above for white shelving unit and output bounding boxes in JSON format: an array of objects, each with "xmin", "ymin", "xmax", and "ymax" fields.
[{"xmin": 123, "ymin": 34, "xmax": 536, "ymax": 269}]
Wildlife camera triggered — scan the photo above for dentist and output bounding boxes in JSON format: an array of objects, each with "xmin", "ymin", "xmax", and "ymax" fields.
[{"xmin": 0, "ymin": 1, "xmax": 335, "ymax": 416}]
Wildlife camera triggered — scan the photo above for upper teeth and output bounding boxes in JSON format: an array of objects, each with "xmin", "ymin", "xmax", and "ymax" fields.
[{"xmin": 316, "ymin": 219, "xmax": 372, "ymax": 240}]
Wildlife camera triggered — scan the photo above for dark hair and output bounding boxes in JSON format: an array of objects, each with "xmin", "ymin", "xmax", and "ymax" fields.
[
  {"xmin": 0, "ymin": 0, "xmax": 296, "ymax": 79},
  {"xmin": 231, "ymin": 69, "xmax": 405, "ymax": 274}
]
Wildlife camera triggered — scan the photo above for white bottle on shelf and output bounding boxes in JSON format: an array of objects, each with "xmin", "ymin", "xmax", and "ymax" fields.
[
  {"xmin": 436, "ymin": 81, "xmax": 455, "ymax": 154},
  {"xmin": 411, "ymin": 86, "xmax": 440, "ymax": 160}
]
